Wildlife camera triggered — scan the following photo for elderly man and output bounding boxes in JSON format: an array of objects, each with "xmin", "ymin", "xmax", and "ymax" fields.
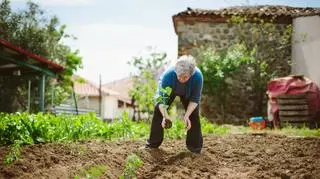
[{"xmin": 146, "ymin": 55, "xmax": 203, "ymax": 154}]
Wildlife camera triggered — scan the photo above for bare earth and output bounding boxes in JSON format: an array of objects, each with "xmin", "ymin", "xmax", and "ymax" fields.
[{"xmin": 0, "ymin": 134, "xmax": 319, "ymax": 179}]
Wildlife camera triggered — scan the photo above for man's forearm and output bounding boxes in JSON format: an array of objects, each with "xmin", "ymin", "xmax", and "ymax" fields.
[
  {"xmin": 185, "ymin": 102, "xmax": 198, "ymax": 117},
  {"xmin": 159, "ymin": 104, "xmax": 169, "ymax": 118}
]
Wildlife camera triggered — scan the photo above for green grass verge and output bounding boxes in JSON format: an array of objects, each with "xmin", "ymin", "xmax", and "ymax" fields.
[{"xmin": 238, "ymin": 124, "xmax": 320, "ymax": 137}]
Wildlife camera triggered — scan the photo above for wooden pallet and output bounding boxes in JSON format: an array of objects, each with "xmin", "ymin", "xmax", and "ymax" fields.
[{"xmin": 276, "ymin": 94, "xmax": 311, "ymax": 124}]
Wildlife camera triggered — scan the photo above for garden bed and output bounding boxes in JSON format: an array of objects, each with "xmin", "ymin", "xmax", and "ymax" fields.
[{"xmin": 1, "ymin": 134, "xmax": 319, "ymax": 178}]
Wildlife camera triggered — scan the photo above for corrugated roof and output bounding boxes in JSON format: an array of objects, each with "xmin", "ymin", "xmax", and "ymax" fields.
[{"xmin": 174, "ymin": 5, "xmax": 320, "ymax": 18}]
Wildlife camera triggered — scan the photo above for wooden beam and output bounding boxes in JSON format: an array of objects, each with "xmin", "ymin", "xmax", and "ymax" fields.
[{"xmin": 0, "ymin": 52, "xmax": 57, "ymax": 77}]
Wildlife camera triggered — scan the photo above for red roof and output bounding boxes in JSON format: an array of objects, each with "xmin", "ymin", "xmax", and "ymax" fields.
[
  {"xmin": 103, "ymin": 76, "xmax": 134, "ymax": 104},
  {"xmin": 0, "ymin": 39, "xmax": 64, "ymax": 72},
  {"xmin": 73, "ymin": 76, "xmax": 119, "ymax": 97},
  {"xmin": 74, "ymin": 82, "xmax": 119, "ymax": 97}
]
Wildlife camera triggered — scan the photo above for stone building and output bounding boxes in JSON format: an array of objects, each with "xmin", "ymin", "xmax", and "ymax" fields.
[
  {"xmin": 173, "ymin": 5, "xmax": 320, "ymax": 84},
  {"xmin": 172, "ymin": 6, "xmax": 320, "ymax": 122}
]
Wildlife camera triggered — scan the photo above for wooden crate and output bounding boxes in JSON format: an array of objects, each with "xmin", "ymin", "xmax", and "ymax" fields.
[{"xmin": 276, "ymin": 94, "xmax": 311, "ymax": 124}]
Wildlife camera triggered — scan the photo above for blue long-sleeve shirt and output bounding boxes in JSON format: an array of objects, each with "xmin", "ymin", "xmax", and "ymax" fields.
[{"xmin": 155, "ymin": 66, "xmax": 203, "ymax": 104}]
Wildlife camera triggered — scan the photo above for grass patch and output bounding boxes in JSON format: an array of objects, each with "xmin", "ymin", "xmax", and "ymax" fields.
[
  {"xmin": 236, "ymin": 124, "xmax": 320, "ymax": 137},
  {"xmin": 275, "ymin": 125, "xmax": 320, "ymax": 137},
  {"xmin": 201, "ymin": 118, "xmax": 230, "ymax": 135}
]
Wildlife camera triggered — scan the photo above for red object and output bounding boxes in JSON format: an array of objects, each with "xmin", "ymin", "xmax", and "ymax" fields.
[
  {"xmin": 0, "ymin": 39, "xmax": 64, "ymax": 71},
  {"xmin": 249, "ymin": 121, "xmax": 266, "ymax": 130},
  {"xmin": 267, "ymin": 75, "xmax": 320, "ymax": 123}
]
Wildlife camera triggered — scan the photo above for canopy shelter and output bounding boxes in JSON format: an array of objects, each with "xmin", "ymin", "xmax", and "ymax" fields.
[{"xmin": 0, "ymin": 39, "xmax": 64, "ymax": 112}]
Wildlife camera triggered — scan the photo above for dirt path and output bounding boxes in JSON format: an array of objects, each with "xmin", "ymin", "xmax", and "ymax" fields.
[{"xmin": 0, "ymin": 134, "xmax": 319, "ymax": 179}]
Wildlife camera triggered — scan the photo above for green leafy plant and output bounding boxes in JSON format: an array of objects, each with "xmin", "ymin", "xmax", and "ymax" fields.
[
  {"xmin": 165, "ymin": 119, "xmax": 185, "ymax": 139},
  {"xmin": 156, "ymin": 86, "xmax": 172, "ymax": 128},
  {"xmin": 200, "ymin": 117, "xmax": 230, "ymax": 135},
  {"xmin": 74, "ymin": 165, "xmax": 107, "ymax": 179},
  {"xmin": 4, "ymin": 140, "xmax": 22, "ymax": 165},
  {"xmin": 156, "ymin": 86, "xmax": 172, "ymax": 108},
  {"xmin": 198, "ymin": 44, "xmax": 254, "ymax": 120},
  {"xmin": 120, "ymin": 154, "xmax": 143, "ymax": 179}
]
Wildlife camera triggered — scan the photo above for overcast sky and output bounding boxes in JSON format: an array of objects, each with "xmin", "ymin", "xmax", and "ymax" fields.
[{"xmin": 11, "ymin": 0, "xmax": 320, "ymax": 84}]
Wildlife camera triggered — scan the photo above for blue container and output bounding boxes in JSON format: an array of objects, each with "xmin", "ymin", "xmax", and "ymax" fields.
[{"xmin": 250, "ymin": 116, "xmax": 264, "ymax": 122}]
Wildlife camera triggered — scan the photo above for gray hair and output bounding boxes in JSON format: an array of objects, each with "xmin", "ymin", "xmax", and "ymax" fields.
[{"xmin": 175, "ymin": 55, "xmax": 196, "ymax": 76}]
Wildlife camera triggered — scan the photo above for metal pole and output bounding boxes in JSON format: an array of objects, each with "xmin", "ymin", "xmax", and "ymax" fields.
[
  {"xmin": 27, "ymin": 80, "xmax": 31, "ymax": 113},
  {"xmin": 72, "ymin": 83, "xmax": 78, "ymax": 115},
  {"xmin": 39, "ymin": 75, "xmax": 46, "ymax": 112},
  {"xmin": 51, "ymin": 80, "xmax": 55, "ymax": 107},
  {"xmin": 99, "ymin": 74, "xmax": 102, "ymax": 117}
]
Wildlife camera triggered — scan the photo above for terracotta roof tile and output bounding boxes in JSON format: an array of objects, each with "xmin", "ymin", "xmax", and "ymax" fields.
[
  {"xmin": 174, "ymin": 5, "xmax": 320, "ymax": 18},
  {"xmin": 73, "ymin": 78, "xmax": 119, "ymax": 97},
  {"xmin": 103, "ymin": 76, "xmax": 133, "ymax": 104}
]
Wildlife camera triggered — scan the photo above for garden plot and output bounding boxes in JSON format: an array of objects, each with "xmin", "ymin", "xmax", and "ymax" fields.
[{"xmin": 1, "ymin": 134, "xmax": 319, "ymax": 178}]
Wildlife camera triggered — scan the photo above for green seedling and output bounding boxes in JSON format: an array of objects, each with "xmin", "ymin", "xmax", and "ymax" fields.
[
  {"xmin": 74, "ymin": 165, "xmax": 107, "ymax": 179},
  {"xmin": 120, "ymin": 153, "xmax": 143, "ymax": 179},
  {"xmin": 4, "ymin": 140, "xmax": 22, "ymax": 165},
  {"xmin": 156, "ymin": 87, "xmax": 172, "ymax": 129}
]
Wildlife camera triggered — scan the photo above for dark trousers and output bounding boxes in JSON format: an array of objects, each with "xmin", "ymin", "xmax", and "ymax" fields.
[{"xmin": 146, "ymin": 95, "xmax": 203, "ymax": 153}]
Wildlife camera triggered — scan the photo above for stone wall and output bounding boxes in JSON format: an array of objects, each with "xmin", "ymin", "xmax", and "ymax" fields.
[
  {"xmin": 176, "ymin": 21, "xmax": 288, "ymax": 57},
  {"xmin": 176, "ymin": 21, "xmax": 237, "ymax": 56}
]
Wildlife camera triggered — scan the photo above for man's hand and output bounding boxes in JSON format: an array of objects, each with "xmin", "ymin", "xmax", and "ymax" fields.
[
  {"xmin": 162, "ymin": 117, "xmax": 172, "ymax": 128},
  {"xmin": 183, "ymin": 115, "xmax": 191, "ymax": 131},
  {"xmin": 184, "ymin": 102, "xmax": 198, "ymax": 131}
]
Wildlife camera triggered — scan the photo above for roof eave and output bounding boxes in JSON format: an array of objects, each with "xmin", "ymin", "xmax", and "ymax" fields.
[
  {"xmin": 0, "ymin": 39, "xmax": 64, "ymax": 72},
  {"xmin": 172, "ymin": 15, "xmax": 179, "ymax": 35},
  {"xmin": 172, "ymin": 13, "xmax": 293, "ymax": 34},
  {"xmin": 172, "ymin": 14, "xmax": 231, "ymax": 35}
]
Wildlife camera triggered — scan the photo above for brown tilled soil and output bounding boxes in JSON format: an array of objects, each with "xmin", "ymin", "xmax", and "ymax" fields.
[{"xmin": 0, "ymin": 134, "xmax": 319, "ymax": 179}]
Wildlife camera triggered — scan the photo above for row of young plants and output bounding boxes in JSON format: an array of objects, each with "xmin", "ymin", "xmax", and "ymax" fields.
[
  {"xmin": 0, "ymin": 112, "xmax": 230, "ymax": 146},
  {"xmin": 0, "ymin": 112, "xmax": 142, "ymax": 146},
  {"xmin": 0, "ymin": 112, "xmax": 229, "ymax": 164},
  {"xmin": 2, "ymin": 112, "xmax": 319, "ymax": 148}
]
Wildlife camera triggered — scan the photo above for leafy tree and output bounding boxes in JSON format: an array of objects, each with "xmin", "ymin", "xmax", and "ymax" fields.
[
  {"xmin": 128, "ymin": 48, "xmax": 168, "ymax": 120},
  {"xmin": 198, "ymin": 44, "xmax": 254, "ymax": 120},
  {"xmin": 0, "ymin": 0, "xmax": 82, "ymax": 112},
  {"xmin": 228, "ymin": 15, "xmax": 294, "ymax": 115},
  {"xmin": 197, "ymin": 15, "xmax": 298, "ymax": 121}
]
